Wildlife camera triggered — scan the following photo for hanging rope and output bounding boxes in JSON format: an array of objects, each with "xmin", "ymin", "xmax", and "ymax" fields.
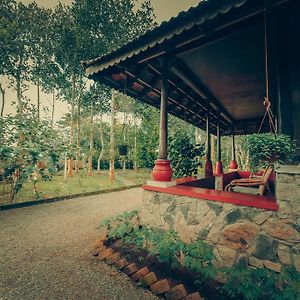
[{"xmin": 258, "ymin": 7, "xmax": 277, "ymax": 135}]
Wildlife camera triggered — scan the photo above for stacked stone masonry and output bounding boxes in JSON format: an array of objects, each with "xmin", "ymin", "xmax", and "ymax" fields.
[{"xmin": 140, "ymin": 166, "xmax": 300, "ymax": 272}]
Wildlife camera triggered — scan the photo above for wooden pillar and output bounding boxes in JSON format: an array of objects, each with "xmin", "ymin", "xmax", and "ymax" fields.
[
  {"xmin": 205, "ymin": 114, "xmax": 213, "ymax": 177},
  {"xmin": 229, "ymin": 127, "xmax": 238, "ymax": 170},
  {"xmin": 152, "ymin": 57, "xmax": 172, "ymax": 181},
  {"xmin": 158, "ymin": 59, "xmax": 168, "ymax": 160},
  {"xmin": 215, "ymin": 119, "xmax": 223, "ymax": 175}
]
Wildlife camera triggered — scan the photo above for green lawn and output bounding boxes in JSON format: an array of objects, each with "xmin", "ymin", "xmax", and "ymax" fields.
[{"xmin": 0, "ymin": 169, "xmax": 152, "ymax": 206}]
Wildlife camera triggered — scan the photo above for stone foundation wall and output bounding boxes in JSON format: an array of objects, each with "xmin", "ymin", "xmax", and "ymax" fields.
[{"xmin": 140, "ymin": 167, "xmax": 300, "ymax": 273}]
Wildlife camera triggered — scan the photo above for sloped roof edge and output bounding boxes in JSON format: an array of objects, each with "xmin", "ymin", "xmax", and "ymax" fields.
[{"xmin": 82, "ymin": 0, "xmax": 247, "ymax": 76}]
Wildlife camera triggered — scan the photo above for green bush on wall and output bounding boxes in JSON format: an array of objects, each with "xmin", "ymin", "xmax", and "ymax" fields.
[
  {"xmin": 100, "ymin": 210, "xmax": 300, "ymax": 300},
  {"xmin": 246, "ymin": 133, "xmax": 295, "ymax": 171}
]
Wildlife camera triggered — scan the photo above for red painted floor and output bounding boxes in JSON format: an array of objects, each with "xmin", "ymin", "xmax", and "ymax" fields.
[{"xmin": 143, "ymin": 184, "xmax": 278, "ymax": 211}]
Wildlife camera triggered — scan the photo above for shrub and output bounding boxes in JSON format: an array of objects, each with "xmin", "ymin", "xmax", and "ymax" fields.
[
  {"xmin": 246, "ymin": 133, "xmax": 295, "ymax": 171},
  {"xmin": 169, "ymin": 132, "xmax": 204, "ymax": 178},
  {"xmin": 100, "ymin": 210, "xmax": 300, "ymax": 300}
]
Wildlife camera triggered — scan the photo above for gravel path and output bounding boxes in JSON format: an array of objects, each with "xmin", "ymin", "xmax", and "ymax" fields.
[{"xmin": 0, "ymin": 188, "xmax": 158, "ymax": 300}]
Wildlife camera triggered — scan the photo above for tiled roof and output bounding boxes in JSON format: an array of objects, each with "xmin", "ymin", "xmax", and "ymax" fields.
[{"xmin": 82, "ymin": 0, "xmax": 247, "ymax": 76}]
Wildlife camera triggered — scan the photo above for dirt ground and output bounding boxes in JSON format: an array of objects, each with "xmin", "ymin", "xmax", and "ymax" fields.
[{"xmin": 0, "ymin": 188, "xmax": 158, "ymax": 300}]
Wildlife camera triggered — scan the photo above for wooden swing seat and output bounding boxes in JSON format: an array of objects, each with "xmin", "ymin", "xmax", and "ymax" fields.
[{"xmin": 225, "ymin": 165, "xmax": 273, "ymax": 196}]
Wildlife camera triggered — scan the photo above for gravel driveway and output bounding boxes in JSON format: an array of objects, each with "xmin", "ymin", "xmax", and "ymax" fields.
[{"xmin": 0, "ymin": 188, "xmax": 158, "ymax": 300}]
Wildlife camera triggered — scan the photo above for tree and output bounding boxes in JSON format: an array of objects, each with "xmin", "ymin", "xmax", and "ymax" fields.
[
  {"xmin": 0, "ymin": 102, "xmax": 63, "ymax": 202},
  {"xmin": 169, "ymin": 131, "xmax": 205, "ymax": 178},
  {"xmin": 0, "ymin": 0, "xmax": 15, "ymax": 115},
  {"xmin": 80, "ymin": 82, "xmax": 110, "ymax": 175},
  {"xmin": 71, "ymin": 0, "xmax": 155, "ymax": 59},
  {"xmin": 133, "ymin": 102, "xmax": 159, "ymax": 168},
  {"xmin": 27, "ymin": 3, "xmax": 53, "ymax": 120},
  {"xmin": 0, "ymin": 2, "xmax": 37, "ymax": 113}
]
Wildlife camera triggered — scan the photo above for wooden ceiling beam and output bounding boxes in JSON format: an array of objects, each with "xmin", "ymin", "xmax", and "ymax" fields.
[
  {"xmin": 171, "ymin": 58, "xmax": 233, "ymax": 125},
  {"xmin": 123, "ymin": 70, "xmax": 216, "ymax": 128},
  {"xmin": 147, "ymin": 62, "xmax": 223, "ymax": 128}
]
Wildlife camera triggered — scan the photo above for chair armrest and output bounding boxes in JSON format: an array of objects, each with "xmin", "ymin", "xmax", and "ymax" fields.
[
  {"xmin": 231, "ymin": 178, "xmax": 263, "ymax": 184},
  {"xmin": 249, "ymin": 174, "xmax": 263, "ymax": 179}
]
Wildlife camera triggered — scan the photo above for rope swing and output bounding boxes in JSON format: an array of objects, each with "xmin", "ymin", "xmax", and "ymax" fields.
[{"xmin": 258, "ymin": 7, "xmax": 277, "ymax": 135}]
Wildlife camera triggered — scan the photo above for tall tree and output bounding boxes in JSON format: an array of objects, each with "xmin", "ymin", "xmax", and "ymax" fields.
[
  {"xmin": 0, "ymin": 1, "xmax": 33, "ymax": 113},
  {"xmin": 27, "ymin": 2, "xmax": 53, "ymax": 119},
  {"xmin": 81, "ymin": 82, "xmax": 110, "ymax": 175},
  {"xmin": 0, "ymin": 0, "xmax": 15, "ymax": 115}
]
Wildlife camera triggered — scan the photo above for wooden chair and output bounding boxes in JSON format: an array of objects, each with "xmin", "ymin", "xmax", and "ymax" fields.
[{"xmin": 225, "ymin": 165, "xmax": 273, "ymax": 196}]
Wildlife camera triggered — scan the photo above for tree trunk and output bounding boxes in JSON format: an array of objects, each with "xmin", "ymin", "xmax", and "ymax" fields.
[
  {"xmin": 68, "ymin": 99, "xmax": 74, "ymax": 177},
  {"xmin": 0, "ymin": 80, "xmax": 5, "ymax": 117},
  {"xmin": 88, "ymin": 101, "xmax": 94, "ymax": 176},
  {"xmin": 37, "ymin": 80, "xmax": 40, "ymax": 120},
  {"xmin": 82, "ymin": 153, "xmax": 86, "ymax": 173},
  {"xmin": 51, "ymin": 90, "xmax": 55, "ymax": 128},
  {"xmin": 97, "ymin": 114, "xmax": 104, "ymax": 174},
  {"xmin": 122, "ymin": 111, "xmax": 127, "ymax": 171},
  {"xmin": 237, "ymin": 145, "xmax": 249, "ymax": 170},
  {"xmin": 109, "ymin": 91, "xmax": 115, "ymax": 183},
  {"xmin": 133, "ymin": 117, "xmax": 138, "ymax": 170},
  {"xmin": 211, "ymin": 135, "xmax": 216, "ymax": 164},
  {"xmin": 75, "ymin": 94, "xmax": 81, "ymax": 174},
  {"xmin": 64, "ymin": 155, "xmax": 68, "ymax": 183},
  {"xmin": 68, "ymin": 75, "xmax": 76, "ymax": 177},
  {"xmin": 16, "ymin": 76, "xmax": 23, "ymax": 114},
  {"xmin": 10, "ymin": 169, "xmax": 20, "ymax": 203},
  {"xmin": 195, "ymin": 127, "xmax": 202, "ymax": 144}
]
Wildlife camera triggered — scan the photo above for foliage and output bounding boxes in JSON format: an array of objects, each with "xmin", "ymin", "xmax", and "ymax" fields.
[
  {"xmin": 134, "ymin": 103, "xmax": 159, "ymax": 168},
  {"xmin": 101, "ymin": 210, "xmax": 300, "ymax": 300},
  {"xmin": 246, "ymin": 133, "xmax": 295, "ymax": 171},
  {"xmin": 169, "ymin": 131, "xmax": 205, "ymax": 178},
  {"xmin": 118, "ymin": 144, "xmax": 128, "ymax": 156},
  {"xmin": 0, "ymin": 102, "xmax": 66, "ymax": 201},
  {"xmin": 148, "ymin": 229, "xmax": 185, "ymax": 268},
  {"xmin": 100, "ymin": 209, "xmax": 139, "ymax": 240},
  {"xmin": 222, "ymin": 265, "xmax": 300, "ymax": 300},
  {"xmin": 183, "ymin": 240, "xmax": 216, "ymax": 282}
]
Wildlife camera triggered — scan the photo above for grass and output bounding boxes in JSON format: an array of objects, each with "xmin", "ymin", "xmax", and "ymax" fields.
[{"xmin": 0, "ymin": 168, "xmax": 151, "ymax": 206}]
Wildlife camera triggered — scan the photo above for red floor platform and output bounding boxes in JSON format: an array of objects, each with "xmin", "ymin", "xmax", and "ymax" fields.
[{"xmin": 143, "ymin": 184, "xmax": 278, "ymax": 211}]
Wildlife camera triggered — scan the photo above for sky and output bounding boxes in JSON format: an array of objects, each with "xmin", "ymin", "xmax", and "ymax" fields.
[{"xmin": 3, "ymin": 0, "xmax": 201, "ymax": 121}]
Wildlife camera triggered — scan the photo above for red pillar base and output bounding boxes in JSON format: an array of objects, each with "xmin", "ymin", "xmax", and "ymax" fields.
[
  {"xmin": 205, "ymin": 158, "xmax": 213, "ymax": 177},
  {"xmin": 215, "ymin": 161, "xmax": 224, "ymax": 175},
  {"xmin": 229, "ymin": 160, "xmax": 238, "ymax": 170},
  {"xmin": 152, "ymin": 159, "xmax": 172, "ymax": 182}
]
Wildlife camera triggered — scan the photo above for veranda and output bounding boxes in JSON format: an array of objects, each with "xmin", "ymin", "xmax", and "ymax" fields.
[{"xmin": 83, "ymin": 0, "xmax": 300, "ymax": 271}]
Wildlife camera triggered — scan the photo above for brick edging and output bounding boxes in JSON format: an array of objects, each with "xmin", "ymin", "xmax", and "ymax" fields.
[
  {"xmin": 0, "ymin": 184, "xmax": 142, "ymax": 211},
  {"xmin": 92, "ymin": 236, "xmax": 204, "ymax": 300}
]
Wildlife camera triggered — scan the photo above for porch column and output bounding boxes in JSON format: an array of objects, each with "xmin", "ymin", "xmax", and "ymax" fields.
[
  {"xmin": 205, "ymin": 113, "xmax": 213, "ymax": 177},
  {"xmin": 229, "ymin": 127, "xmax": 238, "ymax": 170},
  {"xmin": 152, "ymin": 57, "xmax": 172, "ymax": 182},
  {"xmin": 215, "ymin": 119, "xmax": 223, "ymax": 175}
]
